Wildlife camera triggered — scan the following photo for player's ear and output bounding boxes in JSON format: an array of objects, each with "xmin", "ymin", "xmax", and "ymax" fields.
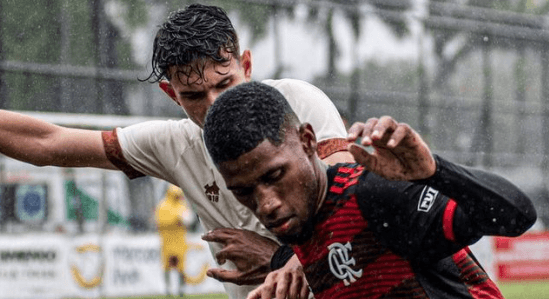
[
  {"xmin": 159, "ymin": 80, "xmax": 179, "ymax": 105},
  {"xmin": 241, "ymin": 50, "xmax": 252, "ymax": 81},
  {"xmin": 299, "ymin": 123, "xmax": 317, "ymax": 156}
]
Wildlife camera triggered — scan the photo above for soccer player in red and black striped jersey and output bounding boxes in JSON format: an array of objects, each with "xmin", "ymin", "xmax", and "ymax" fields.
[{"xmin": 203, "ymin": 81, "xmax": 537, "ymax": 299}]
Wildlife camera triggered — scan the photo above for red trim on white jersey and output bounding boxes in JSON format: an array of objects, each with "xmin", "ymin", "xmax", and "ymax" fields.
[
  {"xmin": 317, "ymin": 138, "xmax": 349, "ymax": 159},
  {"xmin": 101, "ymin": 129, "xmax": 144, "ymax": 179}
]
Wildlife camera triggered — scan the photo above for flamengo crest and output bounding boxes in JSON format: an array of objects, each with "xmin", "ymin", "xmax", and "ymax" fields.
[{"xmin": 328, "ymin": 242, "xmax": 363, "ymax": 286}]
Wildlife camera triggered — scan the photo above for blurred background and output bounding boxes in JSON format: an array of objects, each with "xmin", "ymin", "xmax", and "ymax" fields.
[{"xmin": 1, "ymin": 0, "xmax": 549, "ymax": 298}]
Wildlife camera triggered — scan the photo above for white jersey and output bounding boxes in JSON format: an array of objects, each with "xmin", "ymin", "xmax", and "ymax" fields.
[{"xmin": 102, "ymin": 79, "xmax": 348, "ymax": 299}]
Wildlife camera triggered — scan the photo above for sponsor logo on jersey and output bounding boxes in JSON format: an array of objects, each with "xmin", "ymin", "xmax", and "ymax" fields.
[
  {"xmin": 418, "ymin": 186, "xmax": 439, "ymax": 212},
  {"xmin": 327, "ymin": 242, "xmax": 362, "ymax": 286},
  {"xmin": 204, "ymin": 182, "xmax": 220, "ymax": 203}
]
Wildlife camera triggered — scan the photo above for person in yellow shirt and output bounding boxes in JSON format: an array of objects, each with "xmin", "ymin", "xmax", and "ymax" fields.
[{"xmin": 155, "ymin": 184, "xmax": 196, "ymax": 297}]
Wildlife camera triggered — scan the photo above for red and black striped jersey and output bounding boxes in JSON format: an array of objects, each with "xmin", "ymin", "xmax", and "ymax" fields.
[{"xmin": 290, "ymin": 156, "xmax": 535, "ymax": 299}]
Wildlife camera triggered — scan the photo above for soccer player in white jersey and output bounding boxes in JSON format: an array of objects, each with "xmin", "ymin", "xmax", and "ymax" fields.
[{"xmin": 0, "ymin": 4, "xmax": 352, "ymax": 299}]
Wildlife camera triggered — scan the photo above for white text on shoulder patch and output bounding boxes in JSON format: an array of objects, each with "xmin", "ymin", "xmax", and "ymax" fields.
[{"xmin": 417, "ymin": 186, "xmax": 439, "ymax": 212}]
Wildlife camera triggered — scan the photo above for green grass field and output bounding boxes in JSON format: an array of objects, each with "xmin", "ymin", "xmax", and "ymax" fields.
[
  {"xmin": 95, "ymin": 281, "xmax": 549, "ymax": 299},
  {"xmin": 499, "ymin": 281, "xmax": 549, "ymax": 299}
]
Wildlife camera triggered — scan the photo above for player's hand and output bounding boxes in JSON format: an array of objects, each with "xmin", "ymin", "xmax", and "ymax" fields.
[
  {"xmin": 246, "ymin": 255, "xmax": 309, "ymax": 299},
  {"xmin": 201, "ymin": 228, "xmax": 280, "ymax": 285},
  {"xmin": 346, "ymin": 116, "xmax": 436, "ymax": 181}
]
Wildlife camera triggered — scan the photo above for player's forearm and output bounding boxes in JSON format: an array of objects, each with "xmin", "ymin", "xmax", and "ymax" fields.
[
  {"xmin": 0, "ymin": 110, "xmax": 114, "ymax": 169},
  {"xmin": 416, "ymin": 155, "xmax": 537, "ymax": 236},
  {"xmin": 0, "ymin": 110, "xmax": 60, "ymax": 165}
]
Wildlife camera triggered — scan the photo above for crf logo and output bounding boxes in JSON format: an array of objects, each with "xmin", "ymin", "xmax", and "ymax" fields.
[
  {"xmin": 204, "ymin": 182, "xmax": 220, "ymax": 203},
  {"xmin": 327, "ymin": 242, "xmax": 362, "ymax": 286},
  {"xmin": 418, "ymin": 186, "xmax": 439, "ymax": 212}
]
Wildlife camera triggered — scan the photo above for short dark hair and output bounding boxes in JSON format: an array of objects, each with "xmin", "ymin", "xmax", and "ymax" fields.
[
  {"xmin": 204, "ymin": 82, "xmax": 300, "ymax": 165},
  {"xmin": 145, "ymin": 4, "xmax": 240, "ymax": 83}
]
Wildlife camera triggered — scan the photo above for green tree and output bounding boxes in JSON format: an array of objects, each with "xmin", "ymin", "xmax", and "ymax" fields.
[
  {"xmin": 306, "ymin": 0, "xmax": 411, "ymax": 123},
  {"xmin": 209, "ymin": 0, "xmax": 295, "ymax": 79},
  {"xmin": 427, "ymin": 0, "xmax": 549, "ymax": 166},
  {"xmin": 0, "ymin": 0, "xmax": 137, "ymax": 114}
]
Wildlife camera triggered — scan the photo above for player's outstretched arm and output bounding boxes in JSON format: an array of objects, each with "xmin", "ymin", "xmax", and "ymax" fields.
[
  {"xmin": 346, "ymin": 115, "xmax": 536, "ymax": 246},
  {"xmin": 419, "ymin": 155, "xmax": 537, "ymax": 238},
  {"xmin": 346, "ymin": 116, "xmax": 436, "ymax": 181},
  {"xmin": 0, "ymin": 110, "xmax": 116, "ymax": 169}
]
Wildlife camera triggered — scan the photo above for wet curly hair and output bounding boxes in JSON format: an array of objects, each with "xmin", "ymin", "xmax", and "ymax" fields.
[
  {"xmin": 203, "ymin": 82, "xmax": 300, "ymax": 165},
  {"xmin": 144, "ymin": 4, "xmax": 240, "ymax": 84}
]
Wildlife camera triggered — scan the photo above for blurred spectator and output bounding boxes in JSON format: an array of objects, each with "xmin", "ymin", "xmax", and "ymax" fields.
[{"xmin": 155, "ymin": 185, "xmax": 196, "ymax": 297}]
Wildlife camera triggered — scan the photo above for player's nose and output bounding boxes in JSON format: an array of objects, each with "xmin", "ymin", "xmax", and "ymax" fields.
[
  {"xmin": 205, "ymin": 90, "xmax": 219, "ymax": 106},
  {"xmin": 255, "ymin": 187, "xmax": 282, "ymax": 218}
]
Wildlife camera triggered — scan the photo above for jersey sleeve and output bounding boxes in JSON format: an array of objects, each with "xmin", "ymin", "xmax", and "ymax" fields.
[
  {"xmin": 262, "ymin": 79, "xmax": 348, "ymax": 159},
  {"xmin": 102, "ymin": 128, "xmax": 144, "ymax": 179},
  {"xmin": 355, "ymin": 155, "xmax": 537, "ymax": 264},
  {"xmin": 355, "ymin": 172, "xmax": 465, "ymax": 263},
  {"xmin": 102, "ymin": 119, "xmax": 196, "ymax": 184},
  {"xmin": 414, "ymin": 155, "xmax": 537, "ymax": 239}
]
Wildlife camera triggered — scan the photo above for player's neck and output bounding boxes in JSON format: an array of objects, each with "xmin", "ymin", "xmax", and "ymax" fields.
[{"xmin": 315, "ymin": 159, "xmax": 329, "ymax": 214}]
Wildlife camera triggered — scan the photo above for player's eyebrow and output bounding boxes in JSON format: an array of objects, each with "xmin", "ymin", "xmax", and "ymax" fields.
[
  {"xmin": 179, "ymin": 91, "xmax": 204, "ymax": 98},
  {"xmin": 178, "ymin": 75, "xmax": 234, "ymax": 99},
  {"xmin": 259, "ymin": 167, "xmax": 284, "ymax": 183},
  {"xmin": 226, "ymin": 165, "xmax": 283, "ymax": 191}
]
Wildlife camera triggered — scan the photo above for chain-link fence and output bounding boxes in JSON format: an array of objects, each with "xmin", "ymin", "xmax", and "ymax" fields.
[{"xmin": 1, "ymin": 0, "xmax": 549, "ymax": 231}]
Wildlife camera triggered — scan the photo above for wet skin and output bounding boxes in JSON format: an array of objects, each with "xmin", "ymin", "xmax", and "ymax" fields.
[
  {"xmin": 217, "ymin": 124, "xmax": 327, "ymax": 244},
  {"xmin": 160, "ymin": 51, "xmax": 252, "ymax": 128}
]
